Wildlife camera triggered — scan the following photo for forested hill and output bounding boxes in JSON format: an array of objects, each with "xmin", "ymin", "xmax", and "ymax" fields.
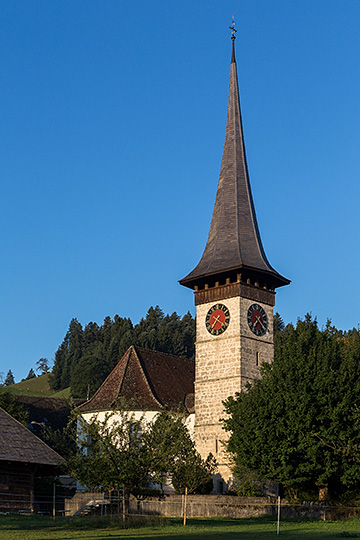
[{"xmin": 50, "ymin": 306, "xmax": 195, "ymax": 399}]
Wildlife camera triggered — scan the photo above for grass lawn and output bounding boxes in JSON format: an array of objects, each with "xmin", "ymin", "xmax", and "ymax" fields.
[
  {"xmin": 8, "ymin": 374, "xmax": 71, "ymax": 397},
  {"xmin": 1, "ymin": 515, "xmax": 360, "ymax": 540}
]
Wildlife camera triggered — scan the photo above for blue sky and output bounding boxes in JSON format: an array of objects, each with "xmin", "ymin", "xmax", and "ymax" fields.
[{"xmin": 1, "ymin": 1, "xmax": 360, "ymax": 381}]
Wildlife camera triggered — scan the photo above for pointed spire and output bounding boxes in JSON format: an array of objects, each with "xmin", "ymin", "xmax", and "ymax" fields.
[{"xmin": 180, "ymin": 28, "xmax": 289, "ymax": 291}]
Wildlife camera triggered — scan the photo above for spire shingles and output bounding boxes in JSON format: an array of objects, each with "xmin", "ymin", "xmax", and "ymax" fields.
[{"xmin": 180, "ymin": 40, "xmax": 289, "ymax": 291}]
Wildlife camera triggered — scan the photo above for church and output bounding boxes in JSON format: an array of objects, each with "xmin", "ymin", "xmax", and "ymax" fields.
[{"xmin": 80, "ymin": 26, "xmax": 289, "ymax": 494}]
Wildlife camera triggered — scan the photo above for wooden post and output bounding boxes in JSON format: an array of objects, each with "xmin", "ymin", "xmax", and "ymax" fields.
[
  {"xmin": 53, "ymin": 480, "xmax": 56, "ymax": 520},
  {"xmin": 122, "ymin": 485, "xmax": 126, "ymax": 528},
  {"xmin": 183, "ymin": 487, "xmax": 188, "ymax": 526},
  {"xmin": 277, "ymin": 496, "xmax": 280, "ymax": 535},
  {"xmin": 30, "ymin": 469, "xmax": 35, "ymax": 513}
]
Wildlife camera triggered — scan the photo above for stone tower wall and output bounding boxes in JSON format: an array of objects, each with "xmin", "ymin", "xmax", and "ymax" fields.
[{"xmin": 194, "ymin": 294, "xmax": 274, "ymax": 487}]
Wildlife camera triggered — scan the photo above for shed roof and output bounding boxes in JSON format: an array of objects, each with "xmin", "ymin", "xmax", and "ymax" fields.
[
  {"xmin": 0, "ymin": 407, "xmax": 63, "ymax": 467},
  {"xmin": 79, "ymin": 346, "xmax": 195, "ymax": 414}
]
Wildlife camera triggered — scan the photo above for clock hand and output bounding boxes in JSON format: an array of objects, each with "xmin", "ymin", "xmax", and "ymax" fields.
[
  {"xmin": 255, "ymin": 315, "xmax": 266, "ymax": 331},
  {"xmin": 211, "ymin": 315, "xmax": 223, "ymax": 328}
]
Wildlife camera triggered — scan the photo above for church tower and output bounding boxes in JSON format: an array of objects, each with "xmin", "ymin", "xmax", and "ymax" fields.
[{"xmin": 180, "ymin": 27, "xmax": 290, "ymax": 489}]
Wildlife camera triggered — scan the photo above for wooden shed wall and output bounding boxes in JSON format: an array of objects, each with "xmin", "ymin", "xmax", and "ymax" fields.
[{"xmin": 0, "ymin": 462, "xmax": 34, "ymax": 512}]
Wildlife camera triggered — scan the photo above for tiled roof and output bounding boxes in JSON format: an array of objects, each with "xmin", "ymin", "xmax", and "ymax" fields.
[
  {"xmin": 79, "ymin": 346, "xmax": 195, "ymax": 414},
  {"xmin": 0, "ymin": 407, "xmax": 63, "ymax": 467},
  {"xmin": 180, "ymin": 40, "xmax": 289, "ymax": 291},
  {"xmin": 16, "ymin": 395, "xmax": 83, "ymax": 432}
]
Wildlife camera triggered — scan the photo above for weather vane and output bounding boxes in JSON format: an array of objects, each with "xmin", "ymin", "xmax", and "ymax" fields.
[{"xmin": 229, "ymin": 14, "xmax": 237, "ymax": 40}]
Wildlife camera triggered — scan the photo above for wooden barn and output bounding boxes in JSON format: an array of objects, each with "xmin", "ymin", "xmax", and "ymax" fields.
[{"xmin": 0, "ymin": 406, "xmax": 62, "ymax": 512}]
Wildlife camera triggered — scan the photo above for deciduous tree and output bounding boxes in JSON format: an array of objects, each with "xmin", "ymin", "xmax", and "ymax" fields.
[
  {"xmin": 0, "ymin": 389, "xmax": 28, "ymax": 425},
  {"xmin": 142, "ymin": 411, "xmax": 214, "ymax": 494},
  {"xmin": 69, "ymin": 409, "xmax": 214, "ymax": 495},
  {"xmin": 36, "ymin": 358, "xmax": 50, "ymax": 375}
]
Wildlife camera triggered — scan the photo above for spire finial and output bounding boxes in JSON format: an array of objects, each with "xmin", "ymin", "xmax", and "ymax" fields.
[
  {"xmin": 229, "ymin": 14, "xmax": 237, "ymax": 63},
  {"xmin": 229, "ymin": 14, "xmax": 237, "ymax": 41}
]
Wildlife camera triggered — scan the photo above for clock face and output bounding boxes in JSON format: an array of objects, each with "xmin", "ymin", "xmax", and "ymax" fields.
[
  {"xmin": 247, "ymin": 303, "xmax": 268, "ymax": 336},
  {"xmin": 205, "ymin": 303, "xmax": 230, "ymax": 336}
]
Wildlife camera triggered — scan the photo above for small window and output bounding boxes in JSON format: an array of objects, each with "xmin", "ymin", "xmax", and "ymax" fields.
[
  {"xmin": 85, "ymin": 435, "xmax": 92, "ymax": 456},
  {"xmin": 215, "ymin": 439, "xmax": 218, "ymax": 454},
  {"xmin": 130, "ymin": 422, "xmax": 143, "ymax": 440},
  {"xmin": 256, "ymin": 352, "xmax": 260, "ymax": 366}
]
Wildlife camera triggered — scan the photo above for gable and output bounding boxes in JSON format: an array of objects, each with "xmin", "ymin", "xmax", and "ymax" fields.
[{"xmin": 80, "ymin": 346, "xmax": 194, "ymax": 413}]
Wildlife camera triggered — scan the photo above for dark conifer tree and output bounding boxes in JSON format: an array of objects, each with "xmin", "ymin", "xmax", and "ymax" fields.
[
  {"xmin": 4, "ymin": 370, "xmax": 15, "ymax": 386},
  {"xmin": 50, "ymin": 341, "xmax": 67, "ymax": 390},
  {"xmin": 50, "ymin": 307, "xmax": 195, "ymax": 398},
  {"xmin": 26, "ymin": 368, "xmax": 36, "ymax": 380}
]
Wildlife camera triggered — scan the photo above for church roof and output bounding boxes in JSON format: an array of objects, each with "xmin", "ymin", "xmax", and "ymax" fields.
[
  {"xmin": 180, "ymin": 39, "xmax": 289, "ymax": 291},
  {"xmin": 79, "ymin": 346, "xmax": 195, "ymax": 414},
  {"xmin": 0, "ymin": 407, "xmax": 62, "ymax": 468}
]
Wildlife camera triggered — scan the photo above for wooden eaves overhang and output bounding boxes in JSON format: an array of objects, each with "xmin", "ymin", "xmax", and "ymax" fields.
[{"xmin": 180, "ymin": 38, "xmax": 290, "ymax": 306}]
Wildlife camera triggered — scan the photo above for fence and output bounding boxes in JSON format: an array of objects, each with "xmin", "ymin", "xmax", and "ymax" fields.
[
  {"xmin": 65, "ymin": 492, "xmax": 360, "ymax": 522},
  {"xmin": 0, "ymin": 490, "xmax": 69, "ymax": 515},
  {"xmin": 2, "ymin": 490, "xmax": 360, "ymax": 523}
]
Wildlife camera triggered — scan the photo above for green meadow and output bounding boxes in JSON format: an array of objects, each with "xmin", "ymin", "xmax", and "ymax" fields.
[
  {"xmin": 8, "ymin": 374, "xmax": 70, "ymax": 398},
  {"xmin": 2, "ymin": 515, "xmax": 360, "ymax": 540}
]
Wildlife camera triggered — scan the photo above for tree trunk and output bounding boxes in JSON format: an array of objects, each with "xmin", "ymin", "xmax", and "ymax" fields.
[
  {"xmin": 318, "ymin": 484, "xmax": 329, "ymax": 501},
  {"xmin": 183, "ymin": 487, "xmax": 188, "ymax": 526}
]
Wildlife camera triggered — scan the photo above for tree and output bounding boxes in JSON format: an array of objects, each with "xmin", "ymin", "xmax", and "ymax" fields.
[
  {"xmin": 273, "ymin": 312, "xmax": 285, "ymax": 333},
  {"xmin": 50, "ymin": 318, "xmax": 83, "ymax": 390},
  {"xmin": 0, "ymin": 389, "xmax": 28, "ymax": 425},
  {"xmin": 70, "ymin": 353, "xmax": 110, "ymax": 399},
  {"xmin": 25, "ymin": 368, "xmax": 36, "ymax": 380},
  {"xmin": 171, "ymin": 452, "xmax": 216, "ymax": 495},
  {"xmin": 36, "ymin": 358, "xmax": 50, "ymax": 375},
  {"xmin": 69, "ymin": 409, "xmax": 215, "ymax": 496},
  {"xmin": 4, "ymin": 370, "xmax": 15, "ymax": 386},
  {"xmin": 50, "ymin": 308, "xmax": 195, "ymax": 396},
  {"xmin": 223, "ymin": 315, "xmax": 360, "ymax": 501},
  {"xmin": 69, "ymin": 409, "xmax": 148, "ymax": 494},
  {"xmin": 142, "ymin": 411, "xmax": 215, "ymax": 494},
  {"xmin": 41, "ymin": 423, "xmax": 77, "ymax": 462}
]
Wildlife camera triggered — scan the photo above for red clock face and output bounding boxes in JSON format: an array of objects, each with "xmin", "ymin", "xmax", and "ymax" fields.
[
  {"xmin": 247, "ymin": 303, "xmax": 268, "ymax": 336},
  {"xmin": 205, "ymin": 304, "xmax": 230, "ymax": 335}
]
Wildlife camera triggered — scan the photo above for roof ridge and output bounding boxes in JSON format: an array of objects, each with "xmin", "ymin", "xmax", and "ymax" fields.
[
  {"xmin": 78, "ymin": 346, "xmax": 194, "ymax": 414},
  {"xmin": 132, "ymin": 348, "xmax": 163, "ymax": 409},
  {"xmin": 116, "ymin": 346, "xmax": 134, "ymax": 405},
  {"xmin": 79, "ymin": 347, "xmax": 131, "ymax": 411},
  {"xmin": 134, "ymin": 346, "xmax": 193, "ymax": 362}
]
